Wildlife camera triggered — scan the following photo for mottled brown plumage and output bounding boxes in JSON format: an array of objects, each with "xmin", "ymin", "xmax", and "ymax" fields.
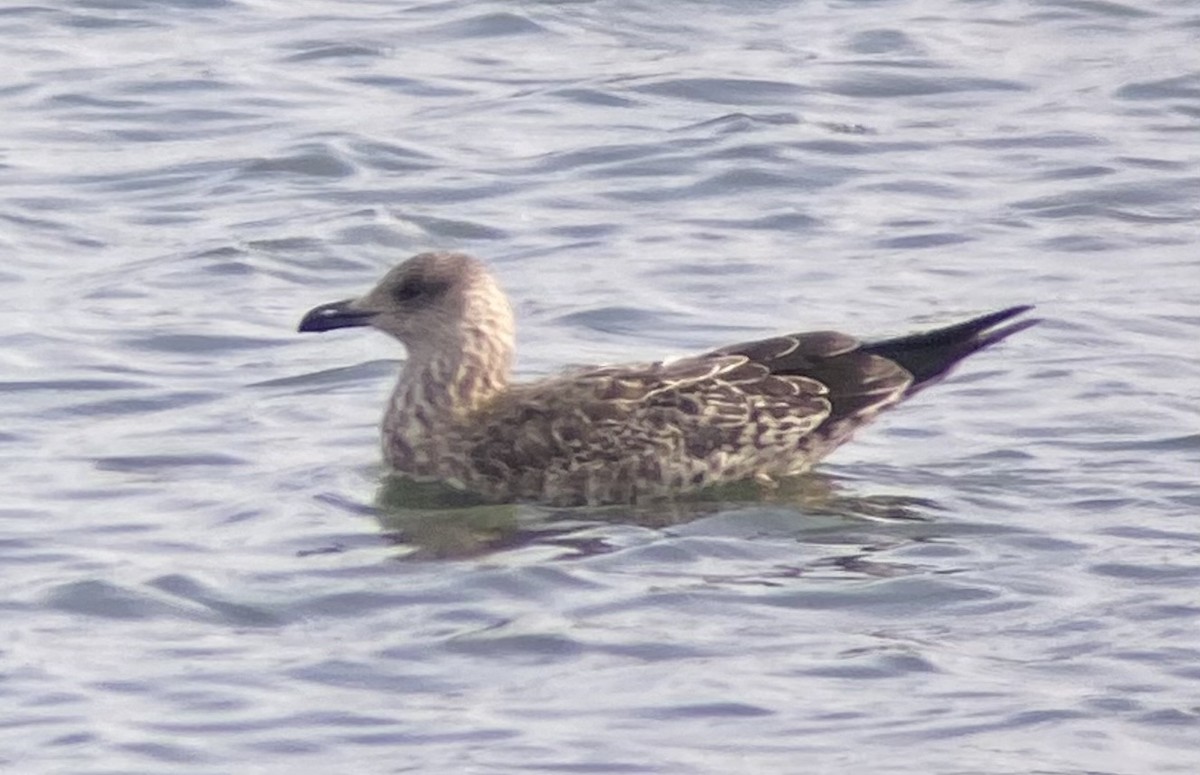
[{"xmin": 298, "ymin": 252, "xmax": 1036, "ymax": 506}]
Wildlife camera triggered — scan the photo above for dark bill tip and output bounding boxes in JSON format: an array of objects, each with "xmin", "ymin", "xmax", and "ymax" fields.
[{"xmin": 297, "ymin": 299, "xmax": 377, "ymax": 333}]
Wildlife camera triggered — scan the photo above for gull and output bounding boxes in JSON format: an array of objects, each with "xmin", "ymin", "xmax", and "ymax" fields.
[{"xmin": 298, "ymin": 252, "xmax": 1037, "ymax": 506}]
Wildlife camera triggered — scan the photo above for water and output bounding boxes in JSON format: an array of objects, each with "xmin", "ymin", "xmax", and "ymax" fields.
[{"xmin": 3, "ymin": 0, "xmax": 1199, "ymax": 772}]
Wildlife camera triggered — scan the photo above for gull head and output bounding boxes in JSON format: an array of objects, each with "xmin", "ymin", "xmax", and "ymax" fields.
[{"xmin": 297, "ymin": 251, "xmax": 514, "ymax": 360}]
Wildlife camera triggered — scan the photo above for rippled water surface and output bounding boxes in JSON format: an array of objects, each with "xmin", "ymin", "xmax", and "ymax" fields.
[{"xmin": 3, "ymin": 1, "xmax": 1199, "ymax": 772}]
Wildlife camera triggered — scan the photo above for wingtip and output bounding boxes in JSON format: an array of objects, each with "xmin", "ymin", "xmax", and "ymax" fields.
[
  {"xmin": 969, "ymin": 304, "xmax": 1038, "ymax": 334},
  {"xmin": 861, "ymin": 304, "xmax": 1040, "ymax": 394},
  {"xmin": 977, "ymin": 313, "xmax": 1041, "ymax": 348}
]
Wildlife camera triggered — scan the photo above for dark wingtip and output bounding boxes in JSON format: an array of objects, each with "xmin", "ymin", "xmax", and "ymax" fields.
[
  {"xmin": 918, "ymin": 305, "xmax": 1037, "ymax": 345},
  {"xmin": 863, "ymin": 305, "xmax": 1039, "ymax": 393},
  {"xmin": 975, "ymin": 313, "xmax": 1041, "ymax": 349}
]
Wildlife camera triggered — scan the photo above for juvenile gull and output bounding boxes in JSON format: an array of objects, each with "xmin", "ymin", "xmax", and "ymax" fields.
[{"xmin": 298, "ymin": 252, "xmax": 1037, "ymax": 506}]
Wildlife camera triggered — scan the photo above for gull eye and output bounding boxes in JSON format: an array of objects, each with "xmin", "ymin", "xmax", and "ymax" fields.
[
  {"xmin": 393, "ymin": 279, "xmax": 424, "ymax": 303},
  {"xmin": 392, "ymin": 277, "xmax": 450, "ymax": 306}
]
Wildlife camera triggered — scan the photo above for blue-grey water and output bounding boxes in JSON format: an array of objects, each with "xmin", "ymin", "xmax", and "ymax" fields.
[{"xmin": 3, "ymin": 1, "xmax": 1199, "ymax": 773}]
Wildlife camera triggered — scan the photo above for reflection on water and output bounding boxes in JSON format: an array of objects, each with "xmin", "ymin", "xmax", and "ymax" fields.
[{"xmin": 374, "ymin": 471, "xmax": 937, "ymax": 560}]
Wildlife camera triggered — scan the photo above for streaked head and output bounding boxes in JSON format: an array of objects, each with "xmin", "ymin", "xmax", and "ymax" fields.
[{"xmin": 298, "ymin": 252, "xmax": 514, "ymax": 361}]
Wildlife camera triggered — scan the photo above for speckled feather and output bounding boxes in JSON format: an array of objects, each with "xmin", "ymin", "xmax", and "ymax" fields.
[{"xmin": 298, "ymin": 252, "xmax": 1037, "ymax": 506}]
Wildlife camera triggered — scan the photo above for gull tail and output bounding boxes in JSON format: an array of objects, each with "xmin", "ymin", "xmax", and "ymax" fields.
[{"xmin": 862, "ymin": 305, "xmax": 1038, "ymax": 395}]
